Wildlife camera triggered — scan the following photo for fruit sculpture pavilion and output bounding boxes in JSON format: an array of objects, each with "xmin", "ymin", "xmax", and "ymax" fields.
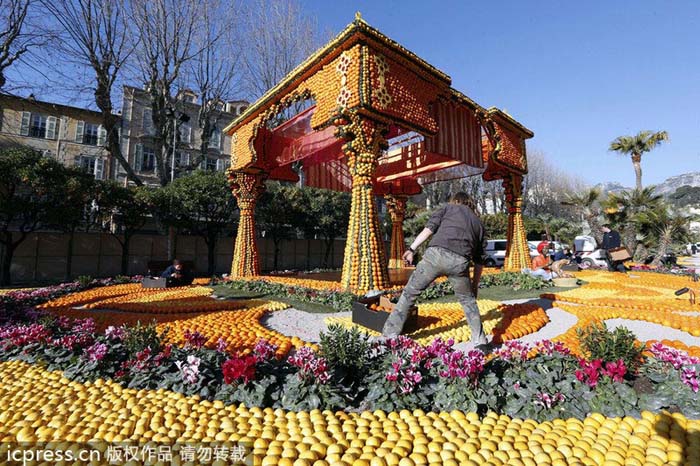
[{"xmin": 225, "ymin": 14, "xmax": 533, "ymax": 293}]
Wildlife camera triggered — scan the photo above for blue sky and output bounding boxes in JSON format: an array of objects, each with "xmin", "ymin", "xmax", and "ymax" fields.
[
  {"xmin": 8, "ymin": 1, "xmax": 699, "ymax": 187},
  {"xmin": 302, "ymin": 0, "xmax": 700, "ymax": 187}
]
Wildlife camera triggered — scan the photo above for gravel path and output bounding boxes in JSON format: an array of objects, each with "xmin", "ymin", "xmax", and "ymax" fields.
[{"xmin": 261, "ymin": 309, "xmax": 351, "ymax": 342}]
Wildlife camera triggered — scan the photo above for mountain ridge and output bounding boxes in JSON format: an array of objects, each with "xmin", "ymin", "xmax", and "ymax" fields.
[{"xmin": 593, "ymin": 172, "xmax": 700, "ymax": 197}]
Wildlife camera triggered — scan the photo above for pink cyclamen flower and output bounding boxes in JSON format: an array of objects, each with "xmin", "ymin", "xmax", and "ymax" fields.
[
  {"xmin": 493, "ymin": 340, "xmax": 532, "ymax": 361},
  {"xmin": 183, "ymin": 330, "xmax": 206, "ymax": 349},
  {"xmin": 105, "ymin": 325, "xmax": 127, "ymax": 341},
  {"xmin": 175, "ymin": 355, "xmax": 201, "ymax": 384},
  {"xmin": 254, "ymin": 339, "xmax": 279, "ymax": 361},
  {"xmin": 681, "ymin": 367, "xmax": 699, "ymax": 393},
  {"xmin": 535, "ymin": 340, "xmax": 570, "ymax": 356},
  {"xmin": 85, "ymin": 342, "xmax": 108, "ymax": 362},
  {"xmin": 602, "ymin": 360, "xmax": 627, "ymax": 383},
  {"xmin": 216, "ymin": 338, "xmax": 228, "ymax": 353},
  {"xmin": 288, "ymin": 346, "xmax": 330, "ymax": 384}
]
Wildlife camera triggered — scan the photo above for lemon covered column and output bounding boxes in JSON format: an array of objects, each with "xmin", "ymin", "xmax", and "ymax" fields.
[
  {"xmin": 335, "ymin": 113, "xmax": 389, "ymax": 292},
  {"xmin": 229, "ymin": 170, "xmax": 267, "ymax": 277},
  {"xmin": 386, "ymin": 194, "xmax": 408, "ymax": 269},
  {"xmin": 503, "ymin": 174, "xmax": 530, "ymax": 271}
]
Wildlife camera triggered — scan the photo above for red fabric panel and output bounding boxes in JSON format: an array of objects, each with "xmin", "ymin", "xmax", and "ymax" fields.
[
  {"xmin": 424, "ymin": 101, "xmax": 482, "ymax": 168},
  {"xmin": 273, "ymin": 126, "xmax": 343, "ymax": 167},
  {"xmin": 376, "ymin": 142, "xmax": 462, "ymax": 181},
  {"xmin": 304, "ymin": 158, "xmax": 352, "ymax": 192}
]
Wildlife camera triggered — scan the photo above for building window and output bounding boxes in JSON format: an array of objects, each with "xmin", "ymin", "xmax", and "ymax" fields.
[
  {"xmin": 179, "ymin": 123, "xmax": 191, "ymax": 144},
  {"xmin": 83, "ymin": 122, "xmax": 99, "ymax": 145},
  {"xmin": 78, "ymin": 155, "xmax": 96, "ymax": 174},
  {"xmin": 175, "ymin": 151, "xmax": 190, "ymax": 167},
  {"xmin": 77, "ymin": 121, "xmax": 106, "ymax": 145},
  {"xmin": 142, "ymin": 147, "xmax": 155, "ymax": 172},
  {"xmin": 135, "ymin": 144, "xmax": 156, "ymax": 173},
  {"xmin": 29, "ymin": 114, "xmax": 47, "ymax": 138},
  {"xmin": 143, "ymin": 109, "xmax": 154, "ymax": 136},
  {"xmin": 205, "ymin": 156, "xmax": 217, "ymax": 171},
  {"xmin": 209, "ymin": 127, "xmax": 221, "ymax": 150},
  {"xmin": 216, "ymin": 158, "xmax": 228, "ymax": 171},
  {"xmin": 76, "ymin": 155, "xmax": 105, "ymax": 179},
  {"xmin": 20, "ymin": 112, "xmax": 56, "ymax": 139}
]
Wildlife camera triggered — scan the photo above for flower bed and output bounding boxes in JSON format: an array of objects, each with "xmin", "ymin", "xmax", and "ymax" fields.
[
  {"xmin": 544, "ymin": 270, "xmax": 700, "ymax": 356},
  {"xmin": 1, "ymin": 307, "xmax": 698, "ymax": 421},
  {"xmin": 2, "ymin": 271, "xmax": 700, "ymax": 464},
  {"xmin": 221, "ymin": 271, "xmax": 553, "ymax": 313}
]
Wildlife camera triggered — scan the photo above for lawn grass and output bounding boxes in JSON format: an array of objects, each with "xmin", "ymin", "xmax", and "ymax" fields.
[
  {"xmin": 211, "ymin": 285, "xmax": 341, "ymax": 313},
  {"xmin": 211, "ymin": 284, "xmax": 579, "ymax": 313}
]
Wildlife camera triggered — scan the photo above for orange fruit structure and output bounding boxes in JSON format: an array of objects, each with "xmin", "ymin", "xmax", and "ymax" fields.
[{"xmin": 223, "ymin": 14, "xmax": 533, "ymax": 293}]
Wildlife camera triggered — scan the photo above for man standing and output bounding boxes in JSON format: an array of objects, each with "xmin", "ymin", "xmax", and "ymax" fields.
[
  {"xmin": 601, "ymin": 225, "xmax": 625, "ymax": 272},
  {"xmin": 382, "ymin": 192, "xmax": 489, "ymax": 350}
]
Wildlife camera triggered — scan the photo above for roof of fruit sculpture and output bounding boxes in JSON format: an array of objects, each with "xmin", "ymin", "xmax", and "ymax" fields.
[{"xmin": 224, "ymin": 13, "xmax": 534, "ymax": 191}]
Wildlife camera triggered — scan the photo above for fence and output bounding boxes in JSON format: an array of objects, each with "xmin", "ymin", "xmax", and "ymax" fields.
[{"xmin": 8, "ymin": 232, "xmax": 356, "ymax": 284}]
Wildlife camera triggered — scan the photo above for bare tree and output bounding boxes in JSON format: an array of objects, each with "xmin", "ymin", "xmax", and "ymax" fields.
[
  {"xmin": 187, "ymin": 0, "xmax": 241, "ymax": 168},
  {"xmin": 0, "ymin": 0, "xmax": 49, "ymax": 90},
  {"xmin": 523, "ymin": 149, "xmax": 585, "ymax": 219},
  {"xmin": 130, "ymin": 0, "xmax": 203, "ymax": 186},
  {"xmin": 42, "ymin": 0, "xmax": 143, "ymax": 185},
  {"xmin": 241, "ymin": 0, "xmax": 318, "ymax": 99}
]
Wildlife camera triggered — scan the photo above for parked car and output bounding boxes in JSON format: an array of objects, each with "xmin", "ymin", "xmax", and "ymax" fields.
[
  {"xmin": 577, "ymin": 249, "xmax": 609, "ymax": 269},
  {"xmin": 484, "ymin": 239, "xmax": 507, "ymax": 267},
  {"xmin": 685, "ymin": 243, "xmax": 700, "ymax": 255},
  {"xmin": 644, "ymin": 252, "xmax": 678, "ymax": 266},
  {"xmin": 573, "ymin": 235, "xmax": 608, "ymax": 269},
  {"xmin": 485, "ymin": 239, "xmax": 539, "ymax": 267}
]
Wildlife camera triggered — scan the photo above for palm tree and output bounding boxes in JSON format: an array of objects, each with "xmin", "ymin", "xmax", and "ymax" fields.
[
  {"xmin": 561, "ymin": 188, "xmax": 603, "ymax": 245},
  {"xmin": 609, "ymin": 130, "xmax": 669, "ymax": 191},
  {"xmin": 602, "ymin": 187, "xmax": 663, "ymax": 260},
  {"xmin": 634, "ymin": 206, "xmax": 691, "ymax": 266}
]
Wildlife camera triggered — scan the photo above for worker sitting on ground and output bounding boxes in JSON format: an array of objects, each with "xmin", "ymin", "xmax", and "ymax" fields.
[{"xmin": 160, "ymin": 259, "xmax": 194, "ymax": 287}]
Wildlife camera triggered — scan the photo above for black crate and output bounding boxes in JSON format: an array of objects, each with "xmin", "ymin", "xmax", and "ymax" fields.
[
  {"xmin": 351, "ymin": 296, "xmax": 417, "ymax": 333},
  {"xmin": 142, "ymin": 277, "xmax": 170, "ymax": 289}
]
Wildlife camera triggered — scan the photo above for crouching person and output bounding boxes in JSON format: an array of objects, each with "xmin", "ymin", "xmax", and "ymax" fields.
[{"xmin": 161, "ymin": 259, "xmax": 194, "ymax": 287}]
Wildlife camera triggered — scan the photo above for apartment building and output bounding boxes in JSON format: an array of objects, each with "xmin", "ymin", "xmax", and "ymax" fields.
[
  {"xmin": 119, "ymin": 86, "xmax": 247, "ymax": 185},
  {"xmin": 0, "ymin": 93, "xmax": 111, "ymax": 179},
  {"xmin": 0, "ymin": 88, "xmax": 249, "ymax": 185}
]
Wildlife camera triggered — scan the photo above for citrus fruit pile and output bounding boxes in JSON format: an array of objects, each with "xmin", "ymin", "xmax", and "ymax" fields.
[
  {"xmin": 3, "ymin": 359, "xmax": 699, "ymax": 466},
  {"xmin": 544, "ymin": 270, "xmax": 700, "ymax": 357},
  {"xmin": 326, "ymin": 300, "xmax": 549, "ymax": 346}
]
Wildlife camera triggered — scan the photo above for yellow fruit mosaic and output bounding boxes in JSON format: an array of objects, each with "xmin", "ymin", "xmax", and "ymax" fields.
[
  {"xmin": 326, "ymin": 300, "xmax": 549, "ymax": 346},
  {"xmin": 2, "ymin": 360, "xmax": 699, "ymax": 466},
  {"xmin": 543, "ymin": 270, "xmax": 700, "ymax": 357}
]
